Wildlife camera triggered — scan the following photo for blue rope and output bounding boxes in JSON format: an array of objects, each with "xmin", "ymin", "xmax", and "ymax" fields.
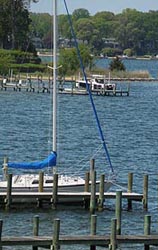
[{"xmin": 63, "ymin": 0, "xmax": 114, "ymax": 173}]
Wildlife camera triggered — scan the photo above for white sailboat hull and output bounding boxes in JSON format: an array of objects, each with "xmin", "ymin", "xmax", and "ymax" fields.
[{"xmin": 0, "ymin": 174, "xmax": 112, "ymax": 193}]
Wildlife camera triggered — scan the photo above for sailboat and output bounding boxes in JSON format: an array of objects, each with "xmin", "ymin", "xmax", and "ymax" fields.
[{"xmin": 0, "ymin": 0, "xmax": 114, "ymax": 193}]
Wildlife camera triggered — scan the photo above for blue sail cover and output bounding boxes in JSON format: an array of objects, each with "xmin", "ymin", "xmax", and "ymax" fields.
[{"xmin": 7, "ymin": 152, "xmax": 57, "ymax": 169}]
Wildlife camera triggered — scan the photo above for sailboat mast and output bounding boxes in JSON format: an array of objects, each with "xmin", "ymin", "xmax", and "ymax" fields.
[{"xmin": 53, "ymin": 0, "xmax": 57, "ymax": 153}]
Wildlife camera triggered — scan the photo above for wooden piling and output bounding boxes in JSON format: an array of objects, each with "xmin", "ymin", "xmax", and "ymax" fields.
[
  {"xmin": 144, "ymin": 215, "xmax": 151, "ymax": 250},
  {"xmin": 115, "ymin": 191, "xmax": 122, "ymax": 235},
  {"xmin": 0, "ymin": 220, "xmax": 3, "ymax": 250},
  {"xmin": 84, "ymin": 172, "xmax": 90, "ymax": 209},
  {"xmin": 33, "ymin": 215, "xmax": 39, "ymax": 250},
  {"xmin": 84, "ymin": 172, "xmax": 90, "ymax": 192},
  {"xmin": 90, "ymin": 159, "xmax": 95, "ymax": 174},
  {"xmin": 143, "ymin": 175, "xmax": 148, "ymax": 211},
  {"xmin": 37, "ymin": 172, "xmax": 44, "ymax": 207},
  {"xmin": 38, "ymin": 172, "xmax": 44, "ymax": 192},
  {"xmin": 52, "ymin": 174, "xmax": 58, "ymax": 210},
  {"xmin": 52, "ymin": 219, "xmax": 60, "ymax": 250},
  {"xmin": 90, "ymin": 214, "xmax": 97, "ymax": 250},
  {"xmin": 127, "ymin": 83, "xmax": 130, "ymax": 96},
  {"xmin": 128, "ymin": 172, "xmax": 133, "ymax": 192},
  {"xmin": 109, "ymin": 218, "xmax": 117, "ymax": 250},
  {"xmin": 5, "ymin": 173, "xmax": 12, "ymax": 210},
  {"xmin": 98, "ymin": 174, "xmax": 105, "ymax": 211},
  {"xmin": 71, "ymin": 83, "xmax": 74, "ymax": 95},
  {"xmin": 3, "ymin": 157, "xmax": 8, "ymax": 179},
  {"xmin": 127, "ymin": 172, "xmax": 133, "ymax": 210},
  {"xmin": 90, "ymin": 159, "xmax": 96, "ymax": 214}
]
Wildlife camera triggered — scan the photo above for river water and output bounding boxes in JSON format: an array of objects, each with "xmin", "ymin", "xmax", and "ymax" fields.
[{"xmin": 0, "ymin": 59, "xmax": 158, "ymax": 249}]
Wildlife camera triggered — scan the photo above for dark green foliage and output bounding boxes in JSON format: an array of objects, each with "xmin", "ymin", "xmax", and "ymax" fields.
[
  {"xmin": 0, "ymin": 49, "xmax": 42, "ymax": 74},
  {"xmin": 11, "ymin": 63, "xmax": 45, "ymax": 73},
  {"xmin": 102, "ymin": 48, "xmax": 123, "ymax": 57},
  {"xmin": 0, "ymin": 49, "xmax": 40, "ymax": 63},
  {"xmin": 72, "ymin": 8, "xmax": 90, "ymax": 21},
  {"xmin": 109, "ymin": 56, "xmax": 126, "ymax": 71},
  {"xmin": 58, "ymin": 45, "xmax": 93, "ymax": 76},
  {"xmin": 0, "ymin": 0, "xmax": 32, "ymax": 51}
]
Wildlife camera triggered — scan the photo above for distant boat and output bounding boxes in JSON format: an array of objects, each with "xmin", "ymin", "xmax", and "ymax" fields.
[
  {"xmin": 90, "ymin": 74, "xmax": 116, "ymax": 91},
  {"xmin": 2, "ymin": 69, "xmax": 17, "ymax": 89},
  {"xmin": 76, "ymin": 74, "xmax": 116, "ymax": 91}
]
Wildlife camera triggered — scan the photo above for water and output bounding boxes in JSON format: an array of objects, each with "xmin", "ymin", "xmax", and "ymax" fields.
[
  {"xmin": 96, "ymin": 58, "xmax": 158, "ymax": 78},
  {"xmin": 40, "ymin": 56, "xmax": 158, "ymax": 78},
  {"xmin": 1, "ymin": 60, "xmax": 158, "ymax": 249}
]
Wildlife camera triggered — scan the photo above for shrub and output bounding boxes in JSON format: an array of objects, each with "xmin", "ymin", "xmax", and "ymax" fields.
[{"xmin": 109, "ymin": 56, "xmax": 126, "ymax": 71}]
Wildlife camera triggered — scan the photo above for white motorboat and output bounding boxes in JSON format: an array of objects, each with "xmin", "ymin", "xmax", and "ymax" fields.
[{"xmin": 90, "ymin": 74, "xmax": 116, "ymax": 91}]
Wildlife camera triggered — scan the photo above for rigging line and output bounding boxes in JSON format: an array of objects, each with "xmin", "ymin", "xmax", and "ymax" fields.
[
  {"xmin": 63, "ymin": 0, "xmax": 114, "ymax": 173},
  {"xmin": 77, "ymin": 144, "xmax": 103, "ymax": 166},
  {"xmin": 74, "ymin": 144, "xmax": 104, "ymax": 174},
  {"xmin": 59, "ymin": 143, "xmax": 106, "ymax": 176}
]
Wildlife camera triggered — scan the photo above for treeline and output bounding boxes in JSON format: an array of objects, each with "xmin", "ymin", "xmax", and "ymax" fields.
[
  {"xmin": 1, "ymin": 1, "xmax": 158, "ymax": 57},
  {"xmin": 30, "ymin": 8, "xmax": 158, "ymax": 56}
]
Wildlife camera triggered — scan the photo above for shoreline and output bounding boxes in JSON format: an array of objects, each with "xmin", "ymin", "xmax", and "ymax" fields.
[{"xmin": 1, "ymin": 75, "xmax": 158, "ymax": 82}]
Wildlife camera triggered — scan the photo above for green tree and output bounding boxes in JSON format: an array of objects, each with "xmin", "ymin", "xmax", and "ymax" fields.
[
  {"xmin": 75, "ymin": 18, "xmax": 95, "ymax": 45},
  {"xmin": 72, "ymin": 8, "xmax": 90, "ymax": 21},
  {"xmin": 92, "ymin": 11, "xmax": 116, "ymax": 38},
  {"xmin": 115, "ymin": 9, "xmax": 145, "ymax": 55},
  {"xmin": 29, "ymin": 13, "xmax": 51, "ymax": 39},
  {"xmin": 109, "ymin": 56, "xmax": 126, "ymax": 71},
  {"xmin": 58, "ymin": 14, "xmax": 72, "ymax": 40},
  {"xmin": 0, "ymin": 0, "xmax": 31, "ymax": 50},
  {"xmin": 58, "ymin": 45, "xmax": 93, "ymax": 76},
  {"xmin": 0, "ymin": 52, "xmax": 12, "ymax": 74}
]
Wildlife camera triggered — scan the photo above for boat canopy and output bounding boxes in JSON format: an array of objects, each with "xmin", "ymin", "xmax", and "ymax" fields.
[{"xmin": 7, "ymin": 152, "xmax": 57, "ymax": 169}]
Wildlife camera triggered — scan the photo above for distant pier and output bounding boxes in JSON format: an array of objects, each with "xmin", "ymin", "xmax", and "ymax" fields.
[
  {"xmin": 0, "ymin": 77, "xmax": 130, "ymax": 96},
  {"xmin": 2, "ymin": 74, "xmax": 158, "ymax": 96}
]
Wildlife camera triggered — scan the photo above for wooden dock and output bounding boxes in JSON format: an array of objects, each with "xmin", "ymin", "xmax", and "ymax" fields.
[
  {"xmin": 0, "ymin": 77, "xmax": 130, "ymax": 96},
  {"xmin": 0, "ymin": 172, "xmax": 148, "ymax": 212},
  {"xmin": 1, "ymin": 234, "xmax": 158, "ymax": 247},
  {"xmin": 0, "ymin": 172, "xmax": 154, "ymax": 249},
  {"xmin": 0, "ymin": 81, "xmax": 50, "ymax": 93},
  {"xmin": 0, "ymin": 191, "xmax": 143, "ymax": 205},
  {"xmin": 0, "ymin": 215, "xmax": 158, "ymax": 249},
  {"xmin": 58, "ymin": 87, "xmax": 130, "ymax": 96},
  {"xmin": 91, "ymin": 88, "xmax": 130, "ymax": 96},
  {"xmin": 59, "ymin": 87, "xmax": 88, "ymax": 95}
]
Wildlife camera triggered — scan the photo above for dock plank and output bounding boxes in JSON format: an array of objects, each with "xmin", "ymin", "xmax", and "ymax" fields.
[
  {"xmin": 1, "ymin": 235, "xmax": 158, "ymax": 246},
  {"xmin": 0, "ymin": 191, "xmax": 143, "ymax": 200}
]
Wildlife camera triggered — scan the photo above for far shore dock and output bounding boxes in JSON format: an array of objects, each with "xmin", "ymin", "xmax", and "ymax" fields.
[{"xmin": 1, "ymin": 74, "xmax": 157, "ymax": 96}]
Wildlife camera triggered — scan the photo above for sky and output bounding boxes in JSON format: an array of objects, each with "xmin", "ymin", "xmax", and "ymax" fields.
[{"xmin": 30, "ymin": 0, "xmax": 158, "ymax": 15}]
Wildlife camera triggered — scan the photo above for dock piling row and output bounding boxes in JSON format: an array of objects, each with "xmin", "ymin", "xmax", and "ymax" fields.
[
  {"xmin": 0, "ymin": 169, "xmax": 146, "ymax": 212},
  {"xmin": 0, "ymin": 214, "xmax": 157, "ymax": 249}
]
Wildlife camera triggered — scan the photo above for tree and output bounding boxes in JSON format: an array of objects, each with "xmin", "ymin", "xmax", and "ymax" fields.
[
  {"xmin": 0, "ymin": 0, "xmax": 31, "ymax": 50},
  {"xmin": 72, "ymin": 8, "xmax": 90, "ymax": 21},
  {"xmin": 109, "ymin": 56, "xmax": 126, "ymax": 71},
  {"xmin": 29, "ymin": 13, "xmax": 51, "ymax": 39},
  {"xmin": 93, "ymin": 11, "xmax": 116, "ymax": 38},
  {"xmin": 59, "ymin": 14, "xmax": 72, "ymax": 40},
  {"xmin": 75, "ymin": 18, "xmax": 95, "ymax": 45},
  {"xmin": 114, "ymin": 9, "xmax": 145, "ymax": 55},
  {"xmin": 0, "ymin": 52, "xmax": 12, "ymax": 74},
  {"xmin": 58, "ymin": 45, "xmax": 93, "ymax": 76}
]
